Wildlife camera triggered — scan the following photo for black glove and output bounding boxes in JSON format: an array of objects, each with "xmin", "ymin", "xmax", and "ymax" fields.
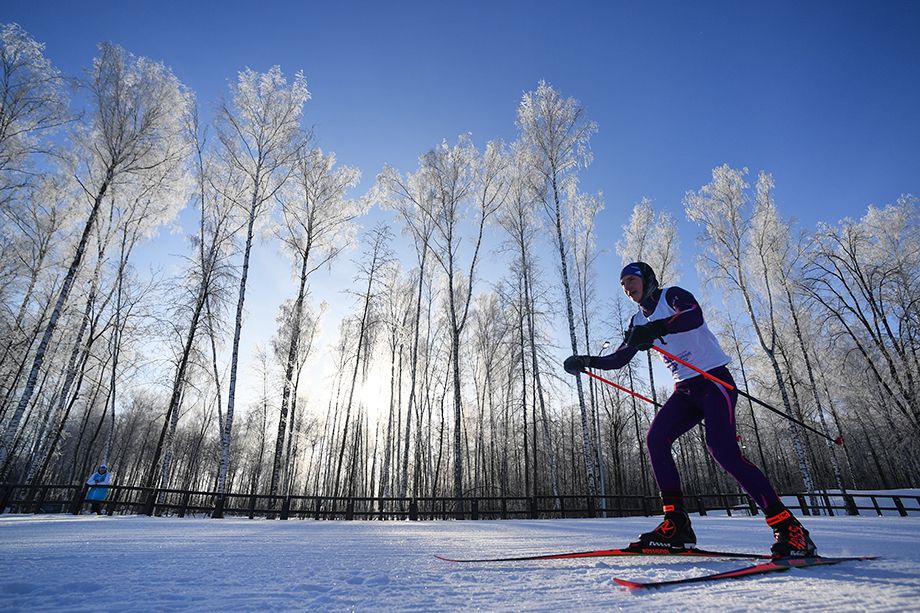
[
  {"xmin": 563, "ymin": 355, "xmax": 591, "ymax": 375},
  {"xmin": 626, "ymin": 319, "xmax": 668, "ymax": 351}
]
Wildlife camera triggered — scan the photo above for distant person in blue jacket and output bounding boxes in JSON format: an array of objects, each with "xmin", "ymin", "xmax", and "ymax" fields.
[{"xmin": 85, "ymin": 464, "xmax": 112, "ymax": 514}]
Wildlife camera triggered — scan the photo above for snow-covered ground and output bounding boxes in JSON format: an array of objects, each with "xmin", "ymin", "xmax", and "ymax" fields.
[{"xmin": 1, "ymin": 513, "xmax": 918, "ymax": 612}]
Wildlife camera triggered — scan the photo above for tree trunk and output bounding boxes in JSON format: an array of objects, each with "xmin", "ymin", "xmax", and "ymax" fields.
[
  {"xmin": 549, "ymin": 176, "xmax": 597, "ymax": 496},
  {"xmin": 399, "ymin": 251, "xmax": 428, "ymax": 499},
  {"xmin": 269, "ymin": 243, "xmax": 311, "ymax": 498},
  {"xmin": 783, "ymin": 280, "xmax": 846, "ymax": 493},
  {"xmin": 0, "ymin": 170, "xmax": 113, "ymax": 472},
  {"xmin": 218, "ymin": 192, "xmax": 260, "ymax": 496},
  {"xmin": 332, "ymin": 233, "xmax": 384, "ymax": 497}
]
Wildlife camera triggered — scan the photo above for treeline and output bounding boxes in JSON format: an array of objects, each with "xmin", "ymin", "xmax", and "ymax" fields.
[{"xmin": 0, "ymin": 24, "xmax": 917, "ymax": 509}]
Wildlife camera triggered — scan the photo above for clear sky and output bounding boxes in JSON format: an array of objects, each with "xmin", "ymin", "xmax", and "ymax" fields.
[{"xmin": 3, "ymin": 1, "xmax": 919, "ymax": 409}]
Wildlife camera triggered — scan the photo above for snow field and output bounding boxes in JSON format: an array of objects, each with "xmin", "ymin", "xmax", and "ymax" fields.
[{"xmin": 1, "ymin": 513, "xmax": 918, "ymax": 612}]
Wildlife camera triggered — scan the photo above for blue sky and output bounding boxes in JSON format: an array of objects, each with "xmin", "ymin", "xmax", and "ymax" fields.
[
  {"xmin": 3, "ymin": 1, "xmax": 919, "ymax": 407},
  {"xmin": 8, "ymin": 1, "xmax": 918, "ymax": 228}
]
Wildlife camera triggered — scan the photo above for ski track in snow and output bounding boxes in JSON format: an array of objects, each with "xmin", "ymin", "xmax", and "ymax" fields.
[{"xmin": 0, "ymin": 514, "xmax": 918, "ymax": 612}]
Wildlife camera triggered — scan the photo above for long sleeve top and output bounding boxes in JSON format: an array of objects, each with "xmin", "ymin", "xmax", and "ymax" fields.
[{"xmin": 590, "ymin": 286, "xmax": 704, "ymax": 371}]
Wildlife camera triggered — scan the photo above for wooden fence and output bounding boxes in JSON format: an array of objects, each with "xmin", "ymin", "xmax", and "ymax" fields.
[{"xmin": 1, "ymin": 482, "xmax": 917, "ymax": 520}]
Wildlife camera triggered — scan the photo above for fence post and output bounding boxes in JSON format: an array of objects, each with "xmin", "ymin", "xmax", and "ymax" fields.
[
  {"xmin": 32, "ymin": 485, "xmax": 49, "ymax": 514},
  {"xmin": 696, "ymin": 496, "xmax": 707, "ymax": 516},
  {"xmin": 143, "ymin": 488, "xmax": 158, "ymax": 516},
  {"xmin": 501, "ymin": 497, "xmax": 507, "ymax": 520},
  {"xmin": 178, "ymin": 491, "xmax": 191, "ymax": 518},
  {"xmin": 893, "ymin": 497, "xmax": 908, "ymax": 517},
  {"xmin": 747, "ymin": 497, "xmax": 759, "ymax": 516},
  {"xmin": 314, "ymin": 497, "xmax": 322, "ymax": 520},
  {"xmin": 70, "ymin": 483, "xmax": 89, "ymax": 515},
  {"xmin": 0, "ymin": 483, "xmax": 14, "ymax": 514},
  {"xmin": 796, "ymin": 495, "xmax": 810, "ymax": 516},
  {"xmin": 346, "ymin": 499, "xmax": 355, "ymax": 520},
  {"xmin": 280, "ymin": 496, "xmax": 291, "ymax": 520},
  {"xmin": 529, "ymin": 496, "xmax": 538, "ymax": 519},
  {"xmin": 105, "ymin": 487, "xmax": 120, "ymax": 516},
  {"xmin": 721, "ymin": 494, "xmax": 732, "ymax": 517},
  {"xmin": 587, "ymin": 495, "xmax": 596, "ymax": 518},
  {"xmin": 248, "ymin": 493, "xmax": 257, "ymax": 519},
  {"xmin": 868, "ymin": 495, "xmax": 882, "ymax": 516},
  {"xmin": 409, "ymin": 499, "xmax": 418, "ymax": 521},
  {"xmin": 843, "ymin": 494, "xmax": 859, "ymax": 516},
  {"xmin": 212, "ymin": 494, "xmax": 225, "ymax": 519},
  {"xmin": 471, "ymin": 498, "xmax": 479, "ymax": 520}
]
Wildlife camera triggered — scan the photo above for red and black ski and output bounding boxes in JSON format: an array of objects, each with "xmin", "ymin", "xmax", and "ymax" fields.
[
  {"xmin": 435, "ymin": 546, "xmax": 772, "ymax": 563},
  {"xmin": 613, "ymin": 555, "xmax": 877, "ymax": 590}
]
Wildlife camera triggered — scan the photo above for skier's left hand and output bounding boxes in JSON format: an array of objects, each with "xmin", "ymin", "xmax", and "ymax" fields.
[
  {"xmin": 626, "ymin": 320, "xmax": 667, "ymax": 350},
  {"xmin": 563, "ymin": 355, "xmax": 591, "ymax": 375}
]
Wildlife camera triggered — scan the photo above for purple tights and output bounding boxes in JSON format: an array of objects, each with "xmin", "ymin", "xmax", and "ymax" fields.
[{"xmin": 646, "ymin": 365, "xmax": 780, "ymax": 510}]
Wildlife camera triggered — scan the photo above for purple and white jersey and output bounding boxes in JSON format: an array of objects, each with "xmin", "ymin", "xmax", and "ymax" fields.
[{"xmin": 633, "ymin": 286, "xmax": 730, "ymax": 381}]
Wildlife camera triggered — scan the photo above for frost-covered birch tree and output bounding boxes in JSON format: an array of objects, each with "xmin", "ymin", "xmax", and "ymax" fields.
[
  {"xmin": 806, "ymin": 196, "xmax": 920, "ymax": 437},
  {"xmin": 748, "ymin": 185, "xmax": 847, "ymax": 494},
  {"xmin": 1, "ymin": 43, "xmax": 191, "ymax": 474},
  {"xmin": 212, "ymin": 66, "xmax": 310, "ymax": 499},
  {"xmin": 374, "ymin": 160, "xmax": 438, "ymax": 500},
  {"xmin": 684, "ymin": 165, "xmax": 816, "ymax": 494},
  {"xmin": 568, "ymin": 190, "xmax": 605, "ymax": 499},
  {"xmin": 0, "ymin": 23, "xmax": 69, "ymax": 426},
  {"xmin": 332, "ymin": 225, "xmax": 391, "ymax": 497},
  {"xmin": 495, "ymin": 143, "xmax": 561, "ymax": 503},
  {"xmin": 616, "ymin": 197, "xmax": 680, "ymax": 285},
  {"xmin": 268, "ymin": 147, "xmax": 361, "ymax": 499},
  {"xmin": 376, "ymin": 263, "xmax": 411, "ymax": 502},
  {"xmin": 377, "ymin": 136, "xmax": 507, "ymax": 504},
  {"xmin": 0, "ymin": 23, "xmax": 69, "ymax": 207},
  {"xmin": 516, "ymin": 81, "xmax": 599, "ymax": 496},
  {"xmin": 424, "ymin": 137, "xmax": 506, "ymax": 504},
  {"xmin": 149, "ymin": 109, "xmax": 238, "ymax": 492}
]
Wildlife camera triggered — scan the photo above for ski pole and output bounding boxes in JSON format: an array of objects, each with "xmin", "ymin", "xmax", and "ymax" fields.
[
  {"xmin": 583, "ymin": 370, "xmax": 662, "ymax": 409},
  {"xmin": 650, "ymin": 345, "xmax": 843, "ymax": 446}
]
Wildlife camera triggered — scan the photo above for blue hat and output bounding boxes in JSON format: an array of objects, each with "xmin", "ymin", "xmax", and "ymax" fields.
[
  {"xmin": 619, "ymin": 261, "xmax": 659, "ymax": 301},
  {"xmin": 619, "ymin": 262, "xmax": 645, "ymax": 279}
]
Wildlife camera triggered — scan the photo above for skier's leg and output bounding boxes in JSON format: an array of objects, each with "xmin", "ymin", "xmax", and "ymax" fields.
[
  {"xmin": 646, "ymin": 389, "xmax": 703, "ymax": 495},
  {"xmin": 698, "ymin": 366, "xmax": 816, "ymax": 557},
  {"xmin": 697, "ymin": 372, "xmax": 779, "ymax": 510},
  {"xmin": 631, "ymin": 390, "xmax": 703, "ymax": 550}
]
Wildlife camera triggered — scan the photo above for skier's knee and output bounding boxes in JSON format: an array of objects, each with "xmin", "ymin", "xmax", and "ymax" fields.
[
  {"xmin": 646, "ymin": 428, "xmax": 670, "ymax": 454},
  {"xmin": 706, "ymin": 443, "xmax": 738, "ymax": 470}
]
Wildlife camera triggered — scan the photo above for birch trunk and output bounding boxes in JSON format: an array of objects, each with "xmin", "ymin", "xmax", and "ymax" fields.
[{"xmin": 0, "ymin": 169, "xmax": 112, "ymax": 474}]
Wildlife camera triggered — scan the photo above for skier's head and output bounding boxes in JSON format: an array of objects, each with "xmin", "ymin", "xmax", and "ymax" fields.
[
  {"xmin": 620, "ymin": 262, "xmax": 659, "ymax": 304},
  {"xmin": 98, "ymin": 464, "xmax": 107, "ymax": 474}
]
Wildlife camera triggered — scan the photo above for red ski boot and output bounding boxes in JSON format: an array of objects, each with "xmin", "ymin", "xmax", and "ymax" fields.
[{"xmin": 766, "ymin": 507, "xmax": 817, "ymax": 558}]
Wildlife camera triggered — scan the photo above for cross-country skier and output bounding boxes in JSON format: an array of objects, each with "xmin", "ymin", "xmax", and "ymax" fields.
[{"xmin": 563, "ymin": 261, "xmax": 816, "ymax": 558}]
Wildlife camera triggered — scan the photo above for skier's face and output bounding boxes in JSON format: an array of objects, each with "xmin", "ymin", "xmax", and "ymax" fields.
[{"xmin": 621, "ymin": 274, "xmax": 643, "ymax": 304}]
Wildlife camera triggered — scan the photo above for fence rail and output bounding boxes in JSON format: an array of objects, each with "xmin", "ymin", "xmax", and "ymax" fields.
[{"xmin": 1, "ymin": 482, "xmax": 917, "ymax": 521}]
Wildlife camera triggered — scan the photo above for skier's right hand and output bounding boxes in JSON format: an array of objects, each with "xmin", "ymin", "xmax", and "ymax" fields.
[
  {"xmin": 563, "ymin": 355, "xmax": 591, "ymax": 375},
  {"xmin": 626, "ymin": 320, "xmax": 667, "ymax": 351}
]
